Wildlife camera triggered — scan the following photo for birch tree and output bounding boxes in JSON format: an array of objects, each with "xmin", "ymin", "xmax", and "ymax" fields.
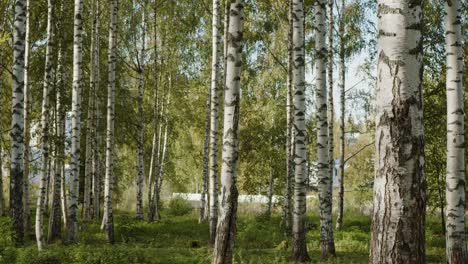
[
  {"xmin": 369, "ymin": 0, "xmax": 425, "ymax": 262},
  {"xmin": 36, "ymin": 0, "xmax": 55, "ymax": 249},
  {"xmin": 103, "ymin": 0, "xmax": 119, "ymax": 243},
  {"xmin": 136, "ymin": 3, "xmax": 147, "ymax": 220},
  {"xmin": 147, "ymin": 0, "xmax": 159, "ymax": 222},
  {"xmin": 66, "ymin": 0, "xmax": 84, "ymax": 242},
  {"xmin": 49, "ymin": 30, "xmax": 65, "ymax": 242},
  {"xmin": 83, "ymin": 0, "xmax": 99, "ymax": 221},
  {"xmin": 200, "ymin": 87, "xmax": 210, "ymax": 223},
  {"xmin": 22, "ymin": 0, "xmax": 31, "ymax": 233},
  {"xmin": 315, "ymin": 0, "xmax": 336, "ymax": 259},
  {"xmin": 290, "ymin": 0, "xmax": 309, "ymax": 262},
  {"xmin": 0, "ymin": 17, "xmax": 4, "ymax": 217},
  {"xmin": 335, "ymin": 0, "xmax": 345, "ymax": 231},
  {"xmin": 444, "ymin": 0, "xmax": 467, "ymax": 262},
  {"xmin": 92, "ymin": 0, "xmax": 102, "ymax": 220},
  {"xmin": 10, "ymin": 0, "xmax": 27, "ymax": 242},
  {"xmin": 211, "ymin": 1, "xmax": 244, "ymax": 263},
  {"xmin": 327, "ymin": 0, "xmax": 334, "ymax": 217},
  {"xmin": 282, "ymin": 0, "xmax": 293, "ymax": 236},
  {"xmin": 208, "ymin": 0, "xmax": 221, "ymax": 241}
]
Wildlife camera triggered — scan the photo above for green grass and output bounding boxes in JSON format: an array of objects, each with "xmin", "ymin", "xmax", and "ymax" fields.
[{"xmin": 0, "ymin": 209, "xmax": 452, "ymax": 263}]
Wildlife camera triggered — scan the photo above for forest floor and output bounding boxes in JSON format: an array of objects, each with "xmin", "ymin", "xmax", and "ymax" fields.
[{"xmin": 0, "ymin": 205, "xmax": 450, "ymax": 264}]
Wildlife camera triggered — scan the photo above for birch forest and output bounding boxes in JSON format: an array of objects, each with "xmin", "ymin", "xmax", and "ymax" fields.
[{"xmin": 0, "ymin": 0, "xmax": 467, "ymax": 263}]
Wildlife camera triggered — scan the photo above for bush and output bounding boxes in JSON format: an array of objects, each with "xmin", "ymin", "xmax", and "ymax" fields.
[
  {"xmin": 0, "ymin": 217, "xmax": 14, "ymax": 247},
  {"xmin": 167, "ymin": 197, "xmax": 193, "ymax": 216}
]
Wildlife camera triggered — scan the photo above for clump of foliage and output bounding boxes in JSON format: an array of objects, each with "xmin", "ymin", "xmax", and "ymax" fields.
[{"xmin": 167, "ymin": 197, "xmax": 193, "ymax": 216}]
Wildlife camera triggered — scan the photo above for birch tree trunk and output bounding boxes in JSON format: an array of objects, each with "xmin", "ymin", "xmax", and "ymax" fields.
[
  {"xmin": 290, "ymin": 0, "xmax": 310, "ymax": 262},
  {"xmin": 335, "ymin": 0, "xmax": 345, "ymax": 231},
  {"xmin": 92, "ymin": 0, "xmax": 101, "ymax": 220},
  {"xmin": 136, "ymin": 6, "xmax": 147, "ymax": 220},
  {"xmin": 211, "ymin": 1, "xmax": 244, "ymax": 263},
  {"xmin": 444, "ymin": 0, "xmax": 467, "ymax": 262},
  {"xmin": 147, "ymin": 1, "xmax": 159, "ymax": 222},
  {"xmin": 22, "ymin": 0, "xmax": 31, "ymax": 233},
  {"xmin": 369, "ymin": 1, "xmax": 425, "ymax": 262},
  {"xmin": 10, "ymin": 0, "xmax": 27, "ymax": 243},
  {"xmin": 0, "ymin": 25, "xmax": 4, "ymax": 217},
  {"xmin": 55, "ymin": 34, "xmax": 68, "ymax": 227},
  {"xmin": 327, "ymin": 0, "xmax": 334, "ymax": 194},
  {"xmin": 208, "ymin": 0, "xmax": 221, "ymax": 240},
  {"xmin": 315, "ymin": 0, "xmax": 336, "ymax": 260},
  {"xmin": 83, "ymin": 0, "xmax": 98, "ymax": 221},
  {"xmin": 66, "ymin": 0, "xmax": 84, "ymax": 242},
  {"xmin": 36, "ymin": 0, "xmax": 55, "ymax": 249},
  {"xmin": 103, "ymin": 0, "xmax": 118, "ymax": 243},
  {"xmin": 200, "ymin": 88, "xmax": 210, "ymax": 223},
  {"xmin": 49, "ymin": 41, "xmax": 64, "ymax": 241},
  {"xmin": 282, "ymin": 0, "xmax": 293, "ymax": 236}
]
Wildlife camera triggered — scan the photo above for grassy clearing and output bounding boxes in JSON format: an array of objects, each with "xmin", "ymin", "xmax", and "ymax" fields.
[{"xmin": 0, "ymin": 203, "xmax": 451, "ymax": 263}]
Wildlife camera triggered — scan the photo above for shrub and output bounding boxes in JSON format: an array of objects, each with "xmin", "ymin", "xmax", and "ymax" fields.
[{"xmin": 167, "ymin": 197, "xmax": 193, "ymax": 216}]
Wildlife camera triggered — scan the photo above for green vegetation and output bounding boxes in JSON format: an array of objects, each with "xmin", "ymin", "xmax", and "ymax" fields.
[{"xmin": 0, "ymin": 207, "xmax": 453, "ymax": 263}]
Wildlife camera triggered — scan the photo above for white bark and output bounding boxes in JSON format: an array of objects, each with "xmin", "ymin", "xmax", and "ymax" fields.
[
  {"xmin": 290, "ymin": 0, "xmax": 309, "ymax": 262},
  {"xmin": 22, "ymin": 0, "xmax": 31, "ymax": 233},
  {"xmin": 315, "ymin": 0, "xmax": 336, "ymax": 259},
  {"xmin": 136, "ymin": 5, "xmax": 147, "ymax": 220},
  {"xmin": 103, "ymin": 0, "xmax": 118, "ymax": 243},
  {"xmin": 11, "ymin": 0, "xmax": 27, "ymax": 242},
  {"xmin": 444, "ymin": 0, "xmax": 467, "ymax": 262},
  {"xmin": 66, "ymin": 0, "xmax": 84, "ymax": 242},
  {"xmin": 370, "ymin": 1, "xmax": 425, "ymax": 262},
  {"xmin": 211, "ymin": 1, "xmax": 244, "ymax": 263},
  {"xmin": 36, "ymin": 0, "xmax": 55, "ymax": 249},
  {"xmin": 208, "ymin": 0, "xmax": 221, "ymax": 241},
  {"xmin": 336, "ymin": 0, "xmax": 345, "ymax": 231}
]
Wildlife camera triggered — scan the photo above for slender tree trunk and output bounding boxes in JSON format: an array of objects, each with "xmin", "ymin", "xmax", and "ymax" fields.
[
  {"xmin": 45, "ymin": 160, "xmax": 52, "ymax": 214},
  {"xmin": 48, "ymin": 67, "xmax": 63, "ymax": 242},
  {"xmin": 327, "ymin": 0, "xmax": 334, "ymax": 196},
  {"xmin": 315, "ymin": 0, "xmax": 336, "ymax": 260},
  {"xmin": 10, "ymin": 0, "xmax": 27, "ymax": 243},
  {"xmin": 83, "ymin": 0, "xmax": 98, "ymax": 221},
  {"xmin": 200, "ymin": 89, "xmax": 210, "ymax": 223},
  {"xmin": 36, "ymin": 0, "xmax": 55, "ymax": 249},
  {"xmin": 66, "ymin": 0, "xmax": 84, "ymax": 242},
  {"xmin": 22, "ymin": 0, "xmax": 31, "ymax": 233},
  {"xmin": 369, "ymin": 1, "xmax": 425, "ymax": 262},
  {"xmin": 147, "ymin": 1, "xmax": 159, "ymax": 222},
  {"xmin": 92, "ymin": 0, "xmax": 101, "ymax": 220},
  {"xmin": 211, "ymin": 2, "xmax": 244, "ymax": 263},
  {"xmin": 136, "ymin": 6, "xmax": 146, "ymax": 220},
  {"xmin": 444, "ymin": 0, "xmax": 467, "ymax": 262},
  {"xmin": 102, "ymin": 0, "xmax": 118, "ymax": 244},
  {"xmin": 0, "ymin": 22, "xmax": 4, "ymax": 217},
  {"xmin": 282, "ymin": 0, "xmax": 293, "ymax": 236},
  {"xmin": 290, "ymin": 0, "xmax": 309, "ymax": 262},
  {"xmin": 55, "ymin": 35, "xmax": 68, "ymax": 228},
  {"xmin": 207, "ymin": 0, "xmax": 221, "ymax": 240},
  {"xmin": 266, "ymin": 160, "xmax": 274, "ymax": 217},
  {"xmin": 336, "ymin": 0, "xmax": 345, "ymax": 231},
  {"xmin": 435, "ymin": 166, "xmax": 446, "ymax": 235}
]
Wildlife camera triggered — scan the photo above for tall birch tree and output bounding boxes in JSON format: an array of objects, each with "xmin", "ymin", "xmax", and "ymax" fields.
[
  {"xmin": 444, "ymin": 0, "xmax": 467, "ymax": 262},
  {"xmin": 369, "ymin": 0, "xmax": 425, "ymax": 262},
  {"xmin": 36, "ymin": 0, "xmax": 55, "ymax": 249},
  {"xmin": 136, "ymin": 2, "xmax": 147, "ymax": 220},
  {"xmin": 282, "ymin": 0, "xmax": 293, "ymax": 236},
  {"xmin": 22, "ymin": 0, "xmax": 31, "ymax": 233},
  {"xmin": 10, "ymin": 0, "xmax": 27, "ymax": 243},
  {"xmin": 66, "ymin": 0, "xmax": 84, "ymax": 242},
  {"xmin": 208, "ymin": 0, "xmax": 221, "ymax": 242},
  {"xmin": 335, "ymin": 0, "xmax": 345, "ymax": 231},
  {"xmin": 315, "ymin": 0, "xmax": 336, "ymax": 260},
  {"xmin": 211, "ymin": 1, "xmax": 244, "ymax": 263},
  {"xmin": 290, "ymin": 0, "xmax": 309, "ymax": 262},
  {"xmin": 103, "ymin": 0, "xmax": 119, "ymax": 243}
]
